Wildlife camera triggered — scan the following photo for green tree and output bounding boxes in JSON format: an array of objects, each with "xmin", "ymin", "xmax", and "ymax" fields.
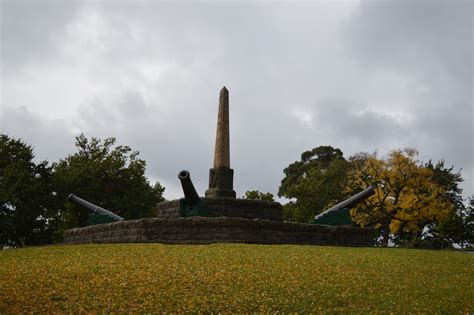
[
  {"xmin": 243, "ymin": 190, "xmax": 275, "ymax": 202},
  {"xmin": 426, "ymin": 160, "xmax": 464, "ymax": 211},
  {"xmin": 0, "ymin": 134, "xmax": 57, "ymax": 247},
  {"xmin": 418, "ymin": 160, "xmax": 471, "ymax": 248},
  {"xmin": 53, "ymin": 134, "xmax": 164, "ymax": 228},
  {"xmin": 279, "ymin": 146, "xmax": 350, "ymax": 223},
  {"xmin": 348, "ymin": 148, "xmax": 454, "ymax": 247},
  {"xmin": 433, "ymin": 196, "xmax": 473, "ymax": 249}
]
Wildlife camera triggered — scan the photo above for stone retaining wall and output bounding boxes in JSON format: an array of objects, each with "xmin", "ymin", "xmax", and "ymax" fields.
[{"xmin": 63, "ymin": 217, "xmax": 374, "ymax": 246}]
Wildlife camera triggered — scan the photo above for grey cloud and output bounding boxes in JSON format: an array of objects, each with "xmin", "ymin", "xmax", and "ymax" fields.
[
  {"xmin": 0, "ymin": 0, "xmax": 80, "ymax": 74},
  {"xmin": 413, "ymin": 100, "xmax": 472, "ymax": 169},
  {"xmin": 345, "ymin": 0, "xmax": 473, "ymax": 197},
  {"xmin": 314, "ymin": 100, "xmax": 411, "ymax": 143},
  {"xmin": 73, "ymin": 89, "xmax": 216, "ymax": 198},
  {"xmin": 346, "ymin": 0, "xmax": 472, "ymax": 85},
  {"xmin": 0, "ymin": 105, "xmax": 76, "ymax": 163},
  {"xmin": 1, "ymin": 1, "xmax": 472, "ymax": 200}
]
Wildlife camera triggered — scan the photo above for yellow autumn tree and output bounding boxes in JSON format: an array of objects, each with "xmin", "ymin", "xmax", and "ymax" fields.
[{"xmin": 348, "ymin": 148, "xmax": 453, "ymax": 246}]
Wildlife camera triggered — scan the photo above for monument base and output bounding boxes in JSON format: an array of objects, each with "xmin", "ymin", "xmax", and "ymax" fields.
[
  {"xmin": 205, "ymin": 167, "xmax": 236, "ymax": 198},
  {"xmin": 63, "ymin": 217, "xmax": 375, "ymax": 246},
  {"xmin": 156, "ymin": 197, "xmax": 282, "ymax": 221}
]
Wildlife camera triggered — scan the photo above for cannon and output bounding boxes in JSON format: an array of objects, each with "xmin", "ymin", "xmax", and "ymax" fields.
[
  {"xmin": 68, "ymin": 194, "xmax": 124, "ymax": 224},
  {"xmin": 312, "ymin": 185, "xmax": 375, "ymax": 225},
  {"xmin": 178, "ymin": 170, "xmax": 208, "ymax": 217},
  {"xmin": 178, "ymin": 170, "xmax": 201, "ymax": 206}
]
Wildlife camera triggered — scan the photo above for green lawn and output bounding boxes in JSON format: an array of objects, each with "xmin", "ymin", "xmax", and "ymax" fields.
[{"xmin": 0, "ymin": 244, "xmax": 472, "ymax": 313}]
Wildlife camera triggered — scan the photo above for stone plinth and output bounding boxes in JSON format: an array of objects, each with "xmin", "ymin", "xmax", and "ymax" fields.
[
  {"xmin": 205, "ymin": 167, "xmax": 236, "ymax": 198},
  {"xmin": 156, "ymin": 197, "xmax": 282, "ymax": 221}
]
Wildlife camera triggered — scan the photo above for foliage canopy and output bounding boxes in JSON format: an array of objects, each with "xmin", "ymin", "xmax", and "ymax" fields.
[
  {"xmin": 243, "ymin": 190, "xmax": 275, "ymax": 202},
  {"xmin": 53, "ymin": 134, "xmax": 164, "ymax": 228},
  {"xmin": 1, "ymin": 133, "xmax": 165, "ymax": 247},
  {"xmin": 347, "ymin": 148, "xmax": 456, "ymax": 246},
  {"xmin": 0, "ymin": 135, "xmax": 57, "ymax": 246},
  {"xmin": 279, "ymin": 146, "xmax": 350, "ymax": 223}
]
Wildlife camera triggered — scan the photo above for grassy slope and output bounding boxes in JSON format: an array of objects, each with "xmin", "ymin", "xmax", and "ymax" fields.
[{"xmin": 0, "ymin": 244, "xmax": 472, "ymax": 313}]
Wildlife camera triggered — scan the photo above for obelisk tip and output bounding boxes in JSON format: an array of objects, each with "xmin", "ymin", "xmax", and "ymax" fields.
[{"xmin": 220, "ymin": 86, "xmax": 228, "ymax": 94}]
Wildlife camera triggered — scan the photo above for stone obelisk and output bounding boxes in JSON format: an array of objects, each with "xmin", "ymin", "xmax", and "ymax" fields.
[{"xmin": 205, "ymin": 87, "xmax": 236, "ymax": 198}]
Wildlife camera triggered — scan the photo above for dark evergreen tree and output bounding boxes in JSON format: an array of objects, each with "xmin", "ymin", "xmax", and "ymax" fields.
[
  {"xmin": 53, "ymin": 134, "xmax": 165, "ymax": 228},
  {"xmin": 422, "ymin": 161, "xmax": 471, "ymax": 248},
  {"xmin": 0, "ymin": 134, "xmax": 57, "ymax": 247},
  {"xmin": 279, "ymin": 146, "xmax": 350, "ymax": 223}
]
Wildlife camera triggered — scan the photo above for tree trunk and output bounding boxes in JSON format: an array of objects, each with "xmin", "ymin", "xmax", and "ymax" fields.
[{"xmin": 382, "ymin": 221, "xmax": 391, "ymax": 247}]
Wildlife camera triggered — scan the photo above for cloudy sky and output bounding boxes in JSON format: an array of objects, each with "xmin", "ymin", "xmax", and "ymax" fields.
[{"xmin": 1, "ymin": 0, "xmax": 472, "ymax": 201}]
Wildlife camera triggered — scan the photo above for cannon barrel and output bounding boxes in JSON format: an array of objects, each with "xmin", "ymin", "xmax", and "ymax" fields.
[
  {"xmin": 313, "ymin": 185, "xmax": 375, "ymax": 224},
  {"xmin": 178, "ymin": 170, "xmax": 201, "ymax": 206},
  {"xmin": 67, "ymin": 194, "xmax": 124, "ymax": 221},
  {"xmin": 324, "ymin": 185, "xmax": 375, "ymax": 214}
]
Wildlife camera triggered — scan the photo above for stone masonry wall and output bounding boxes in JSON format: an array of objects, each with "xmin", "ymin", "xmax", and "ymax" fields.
[
  {"xmin": 155, "ymin": 198, "xmax": 282, "ymax": 221},
  {"xmin": 155, "ymin": 200, "xmax": 181, "ymax": 218},
  {"xmin": 63, "ymin": 217, "xmax": 374, "ymax": 246}
]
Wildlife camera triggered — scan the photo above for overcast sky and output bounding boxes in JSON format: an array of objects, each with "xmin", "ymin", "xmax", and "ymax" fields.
[{"xmin": 1, "ymin": 0, "xmax": 472, "ymax": 202}]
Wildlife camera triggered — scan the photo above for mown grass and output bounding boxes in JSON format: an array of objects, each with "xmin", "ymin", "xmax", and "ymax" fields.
[{"xmin": 0, "ymin": 244, "xmax": 472, "ymax": 313}]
